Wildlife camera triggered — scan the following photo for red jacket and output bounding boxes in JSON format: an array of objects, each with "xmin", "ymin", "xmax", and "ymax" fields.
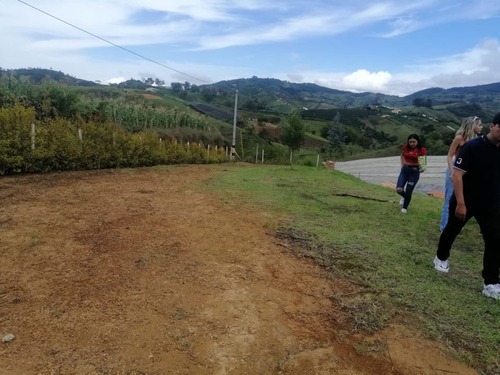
[{"xmin": 402, "ymin": 145, "xmax": 427, "ymax": 165}]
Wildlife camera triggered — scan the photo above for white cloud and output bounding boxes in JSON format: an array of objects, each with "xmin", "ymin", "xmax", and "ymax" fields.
[
  {"xmin": 194, "ymin": 2, "xmax": 440, "ymax": 50},
  {"xmin": 277, "ymin": 38, "xmax": 500, "ymax": 97},
  {"xmin": 107, "ymin": 77, "xmax": 127, "ymax": 84},
  {"xmin": 342, "ymin": 69, "xmax": 392, "ymax": 92},
  {"xmin": 282, "ymin": 69, "xmax": 394, "ymax": 95},
  {"xmin": 422, "ymin": 39, "xmax": 499, "ymax": 75},
  {"xmin": 400, "ymin": 38, "xmax": 500, "ymax": 90},
  {"xmin": 381, "ymin": 17, "xmax": 421, "ymax": 37},
  {"xmin": 3, "ymin": 1, "xmax": 500, "ymax": 96}
]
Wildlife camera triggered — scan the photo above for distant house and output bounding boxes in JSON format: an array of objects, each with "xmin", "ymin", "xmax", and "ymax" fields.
[{"xmin": 391, "ymin": 109, "xmax": 401, "ymax": 114}]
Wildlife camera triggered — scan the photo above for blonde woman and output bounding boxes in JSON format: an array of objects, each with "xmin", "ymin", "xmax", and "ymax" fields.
[{"xmin": 439, "ymin": 116, "xmax": 483, "ymax": 231}]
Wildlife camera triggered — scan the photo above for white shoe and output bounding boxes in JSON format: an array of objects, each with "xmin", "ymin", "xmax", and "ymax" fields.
[
  {"xmin": 401, "ymin": 208, "xmax": 407, "ymax": 213},
  {"xmin": 482, "ymin": 283, "xmax": 500, "ymax": 299},
  {"xmin": 433, "ymin": 256, "xmax": 449, "ymax": 273},
  {"xmin": 399, "ymin": 198, "xmax": 404, "ymax": 206}
]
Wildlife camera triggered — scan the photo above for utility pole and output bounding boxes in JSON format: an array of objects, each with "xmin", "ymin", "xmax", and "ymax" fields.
[{"xmin": 231, "ymin": 90, "xmax": 238, "ymax": 160}]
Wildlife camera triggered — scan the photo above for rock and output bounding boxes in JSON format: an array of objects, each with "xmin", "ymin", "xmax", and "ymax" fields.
[
  {"xmin": 427, "ymin": 191, "xmax": 445, "ymax": 199},
  {"xmin": 2, "ymin": 334, "xmax": 16, "ymax": 343}
]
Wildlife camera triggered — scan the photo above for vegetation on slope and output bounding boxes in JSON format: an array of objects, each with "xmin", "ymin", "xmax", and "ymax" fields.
[
  {"xmin": 1, "ymin": 68, "xmax": 499, "ymax": 173},
  {"xmin": 208, "ymin": 164, "xmax": 500, "ymax": 375}
]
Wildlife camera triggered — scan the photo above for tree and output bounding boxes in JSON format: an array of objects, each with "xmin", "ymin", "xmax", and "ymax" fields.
[
  {"xmin": 421, "ymin": 124, "xmax": 436, "ymax": 135},
  {"xmin": 170, "ymin": 82, "xmax": 183, "ymax": 92},
  {"xmin": 201, "ymin": 87, "xmax": 216, "ymax": 102},
  {"xmin": 413, "ymin": 97, "xmax": 433, "ymax": 108},
  {"xmin": 280, "ymin": 112, "xmax": 304, "ymax": 153},
  {"xmin": 328, "ymin": 124, "xmax": 346, "ymax": 157},
  {"xmin": 243, "ymin": 99, "xmax": 260, "ymax": 111},
  {"xmin": 327, "ymin": 112, "xmax": 346, "ymax": 157},
  {"xmin": 154, "ymin": 78, "xmax": 165, "ymax": 86}
]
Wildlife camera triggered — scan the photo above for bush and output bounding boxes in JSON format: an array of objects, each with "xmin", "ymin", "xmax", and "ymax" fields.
[{"xmin": 0, "ymin": 105, "xmax": 228, "ymax": 175}]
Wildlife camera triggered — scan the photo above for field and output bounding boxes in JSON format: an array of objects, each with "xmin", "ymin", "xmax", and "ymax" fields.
[{"xmin": 0, "ymin": 164, "xmax": 489, "ymax": 374}]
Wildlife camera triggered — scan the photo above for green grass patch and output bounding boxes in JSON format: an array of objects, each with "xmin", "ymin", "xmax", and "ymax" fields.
[{"xmin": 206, "ymin": 163, "xmax": 500, "ymax": 375}]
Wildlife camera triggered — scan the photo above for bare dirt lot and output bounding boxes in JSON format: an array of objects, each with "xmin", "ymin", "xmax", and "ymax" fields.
[{"xmin": 0, "ymin": 165, "xmax": 478, "ymax": 374}]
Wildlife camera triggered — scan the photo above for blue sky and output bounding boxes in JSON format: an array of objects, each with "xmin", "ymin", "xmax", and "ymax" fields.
[{"xmin": 2, "ymin": 0, "xmax": 500, "ymax": 96}]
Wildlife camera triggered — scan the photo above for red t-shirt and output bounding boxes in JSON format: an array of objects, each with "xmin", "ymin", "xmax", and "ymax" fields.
[{"xmin": 402, "ymin": 145, "xmax": 427, "ymax": 165}]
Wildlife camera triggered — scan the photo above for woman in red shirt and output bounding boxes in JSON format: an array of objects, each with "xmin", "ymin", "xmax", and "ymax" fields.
[{"xmin": 396, "ymin": 134, "xmax": 427, "ymax": 213}]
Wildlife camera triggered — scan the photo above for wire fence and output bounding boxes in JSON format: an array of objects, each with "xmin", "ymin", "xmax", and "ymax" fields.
[
  {"xmin": 1, "ymin": 105, "xmax": 331, "ymax": 175},
  {"xmin": 0, "ymin": 105, "xmax": 229, "ymax": 175}
]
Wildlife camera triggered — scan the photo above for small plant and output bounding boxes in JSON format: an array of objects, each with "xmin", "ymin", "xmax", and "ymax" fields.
[
  {"xmin": 174, "ymin": 309, "xmax": 187, "ymax": 320},
  {"xmin": 353, "ymin": 340, "xmax": 388, "ymax": 355}
]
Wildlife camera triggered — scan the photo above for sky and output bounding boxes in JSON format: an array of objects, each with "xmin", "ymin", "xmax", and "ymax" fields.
[{"xmin": 2, "ymin": 0, "xmax": 500, "ymax": 97}]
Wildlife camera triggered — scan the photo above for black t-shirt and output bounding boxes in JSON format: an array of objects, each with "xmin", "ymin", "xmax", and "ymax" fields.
[{"xmin": 454, "ymin": 135, "xmax": 500, "ymax": 213}]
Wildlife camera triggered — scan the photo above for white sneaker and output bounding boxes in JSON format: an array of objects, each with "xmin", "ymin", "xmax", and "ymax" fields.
[
  {"xmin": 482, "ymin": 283, "xmax": 500, "ymax": 299},
  {"xmin": 401, "ymin": 208, "xmax": 407, "ymax": 213},
  {"xmin": 433, "ymin": 256, "xmax": 449, "ymax": 273},
  {"xmin": 399, "ymin": 198, "xmax": 404, "ymax": 206}
]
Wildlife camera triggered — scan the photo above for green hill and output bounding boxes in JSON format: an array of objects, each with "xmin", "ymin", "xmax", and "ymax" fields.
[{"xmin": 2, "ymin": 68, "xmax": 499, "ymax": 164}]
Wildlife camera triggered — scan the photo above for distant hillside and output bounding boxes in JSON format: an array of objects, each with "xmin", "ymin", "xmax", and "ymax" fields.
[
  {"xmin": 201, "ymin": 77, "xmax": 400, "ymax": 112},
  {"xmin": 403, "ymin": 82, "xmax": 500, "ymax": 112},
  {"xmin": 3, "ymin": 67, "xmax": 500, "ymax": 160},
  {"xmin": 409, "ymin": 82, "xmax": 500, "ymax": 100},
  {"xmin": 1, "ymin": 68, "xmax": 99, "ymax": 87},
  {"xmin": 4, "ymin": 68, "xmax": 500, "ymax": 115},
  {"xmin": 192, "ymin": 77, "xmax": 500, "ymax": 119}
]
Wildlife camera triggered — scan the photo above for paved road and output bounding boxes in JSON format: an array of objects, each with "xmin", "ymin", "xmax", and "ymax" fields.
[{"xmin": 335, "ymin": 156, "xmax": 448, "ymax": 194}]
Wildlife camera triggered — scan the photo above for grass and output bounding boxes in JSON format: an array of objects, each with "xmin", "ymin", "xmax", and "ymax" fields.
[{"xmin": 206, "ymin": 163, "xmax": 500, "ymax": 375}]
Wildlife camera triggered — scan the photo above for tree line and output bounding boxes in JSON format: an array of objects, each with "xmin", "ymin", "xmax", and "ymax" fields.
[
  {"xmin": 0, "ymin": 105, "xmax": 228, "ymax": 175},
  {"xmin": 0, "ymin": 73, "xmax": 232, "ymax": 174}
]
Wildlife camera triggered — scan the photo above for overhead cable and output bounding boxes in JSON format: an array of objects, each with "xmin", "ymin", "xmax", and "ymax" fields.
[{"xmin": 17, "ymin": 0, "xmax": 212, "ymax": 84}]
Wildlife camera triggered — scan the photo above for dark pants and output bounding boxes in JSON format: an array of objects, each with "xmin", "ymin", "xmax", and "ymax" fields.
[
  {"xmin": 437, "ymin": 198, "xmax": 500, "ymax": 285},
  {"xmin": 396, "ymin": 165, "xmax": 420, "ymax": 209}
]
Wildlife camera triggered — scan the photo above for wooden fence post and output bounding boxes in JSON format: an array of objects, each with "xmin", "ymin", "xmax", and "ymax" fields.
[{"xmin": 31, "ymin": 123, "xmax": 35, "ymax": 150}]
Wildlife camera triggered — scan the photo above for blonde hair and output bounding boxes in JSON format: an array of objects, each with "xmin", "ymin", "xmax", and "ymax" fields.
[{"xmin": 456, "ymin": 116, "xmax": 481, "ymax": 141}]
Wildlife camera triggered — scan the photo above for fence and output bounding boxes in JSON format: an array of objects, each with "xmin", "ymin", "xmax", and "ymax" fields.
[
  {"xmin": 1, "ymin": 105, "xmax": 330, "ymax": 175},
  {"xmin": 0, "ymin": 112, "xmax": 229, "ymax": 175}
]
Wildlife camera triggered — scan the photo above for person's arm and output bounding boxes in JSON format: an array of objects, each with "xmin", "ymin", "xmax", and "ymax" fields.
[
  {"xmin": 400, "ymin": 153, "xmax": 405, "ymax": 167},
  {"xmin": 451, "ymin": 169, "xmax": 467, "ymax": 221},
  {"xmin": 447, "ymin": 136, "xmax": 463, "ymax": 177}
]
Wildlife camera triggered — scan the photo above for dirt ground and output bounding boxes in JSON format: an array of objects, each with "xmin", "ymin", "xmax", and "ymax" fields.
[{"xmin": 0, "ymin": 165, "xmax": 479, "ymax": 375}]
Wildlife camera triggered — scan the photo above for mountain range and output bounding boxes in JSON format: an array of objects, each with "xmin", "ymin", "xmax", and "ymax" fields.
[
  {"xmin": 203, "ymin": 77, "xmax": 500, "ymax": 116},
  {"xmin": 3, "ymin": 68, "xmax": 500, "ymax": 116}
]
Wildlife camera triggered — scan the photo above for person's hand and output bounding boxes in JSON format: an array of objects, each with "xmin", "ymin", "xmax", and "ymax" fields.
[{"xmin": 455, "ymin": 203, "xmax": 467, "ymax": 221}]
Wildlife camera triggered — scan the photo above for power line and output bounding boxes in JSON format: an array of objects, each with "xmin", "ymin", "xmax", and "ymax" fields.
[{"xmin": 17, "ymin": 0, "xmax": 212, "ymax": 84}]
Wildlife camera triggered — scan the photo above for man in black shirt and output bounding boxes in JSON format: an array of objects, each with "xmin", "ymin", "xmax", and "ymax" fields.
[{"xmin": 434, "ymin": 112, "xmax": 500, "ymax": 299}]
